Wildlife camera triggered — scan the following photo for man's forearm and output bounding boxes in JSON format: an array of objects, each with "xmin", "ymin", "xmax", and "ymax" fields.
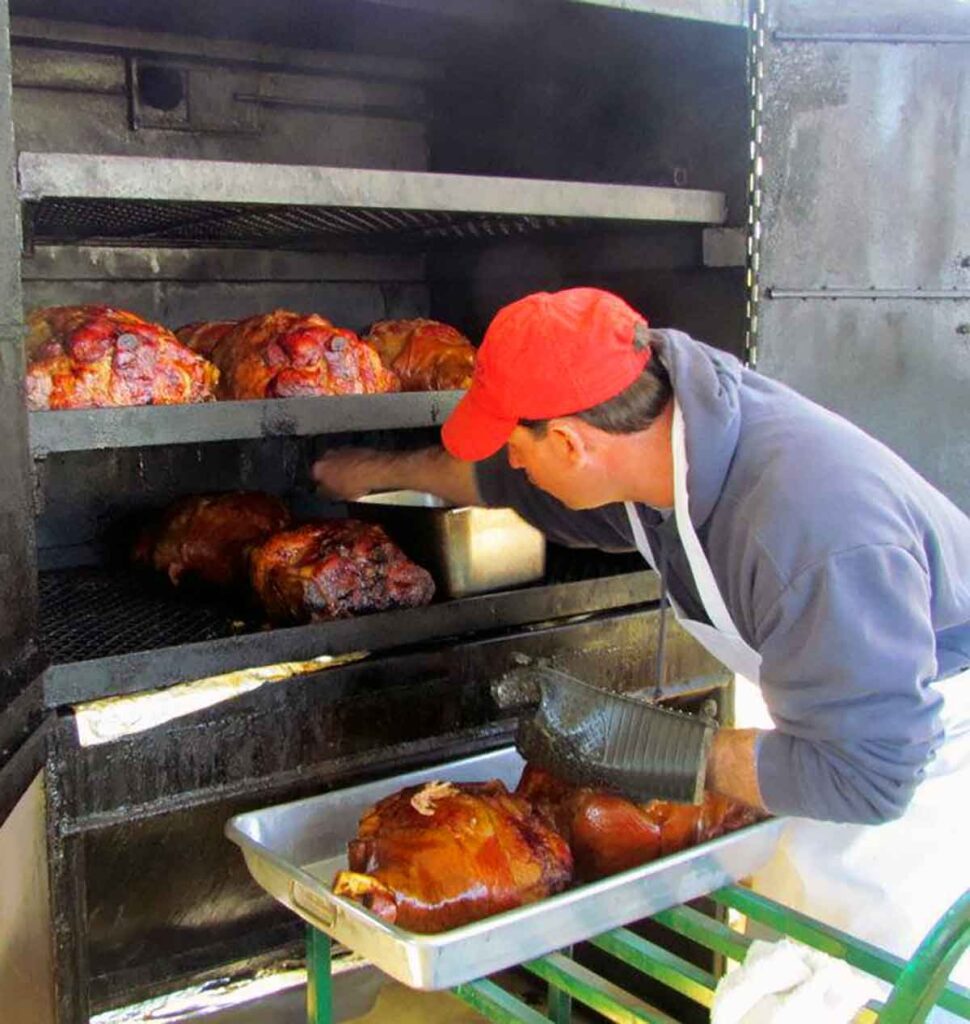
[
  {"xmin": 384, "ymin": 447, "xmax": 481, "ymax": 505},
  {"xmin": 313, "ymin": 445, "xmax": 482, "ymax": 506},
  {"xmin": 706, "ymin": 728, "xmax": 767, "ymax": 811}
]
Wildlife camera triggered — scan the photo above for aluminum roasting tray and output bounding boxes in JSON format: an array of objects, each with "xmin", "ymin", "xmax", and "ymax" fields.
[{"xmin": 226, "ymin": 747, "xmax": 786, "ymax": 990}]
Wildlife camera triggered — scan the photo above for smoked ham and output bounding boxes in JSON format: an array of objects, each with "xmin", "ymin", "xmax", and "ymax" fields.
[
  {"xmin": 132, "ymin": 492, "xmax": 291, "ymax": 589},
  {"xmin": 249, "ymin": 520, "xmax": 434, "ymax": 622},
  {"xmin": 517, "ymin": 764, "xmax": 762, "ymax": 881},
  {"xmin": 364, "ymin": 318, "xmax": 475, "ymax": 391},
  {"xmin": 26, "ymin": 305, "xmax": 218, "ymax": 411},
  {"xmin": 332, "ymin": 780, "xmax": 572, "ymax": 932},
  {"xmin": 176, "ymin": 310, "xmax": 398, "ymax": 400}
]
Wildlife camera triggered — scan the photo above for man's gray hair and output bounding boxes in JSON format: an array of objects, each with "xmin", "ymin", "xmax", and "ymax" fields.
[{"xmin": 521, "ymin": 333, "xmax": 672, "ymax": 436}]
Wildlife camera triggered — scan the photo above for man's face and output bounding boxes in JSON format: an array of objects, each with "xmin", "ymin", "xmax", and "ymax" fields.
[{"xmin": 505, "ymin": 423, "xmax": 610, "ymax": 510}]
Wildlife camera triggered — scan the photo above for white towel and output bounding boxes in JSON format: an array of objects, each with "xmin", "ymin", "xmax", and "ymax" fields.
[{"xmin": 711, "ymin": 937, "xmax": 879, "ymax": 1024}]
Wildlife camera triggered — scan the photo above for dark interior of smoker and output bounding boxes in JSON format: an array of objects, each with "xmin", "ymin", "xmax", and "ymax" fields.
[{"xmin": 9, "ymin": 1, "xmax": 748, "ymax": 1018}]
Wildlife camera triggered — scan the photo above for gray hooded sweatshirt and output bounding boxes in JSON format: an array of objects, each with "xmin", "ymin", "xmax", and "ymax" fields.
[{"xmin": 475, "ymin": 329, "xmax": 970, "ymax": 825}]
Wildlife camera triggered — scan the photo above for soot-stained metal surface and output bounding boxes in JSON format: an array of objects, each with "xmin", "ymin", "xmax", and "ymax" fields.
[
  {"xmin": 755, "ymin": 0, "xmax": 970, "ymax": 510},
  {"xmin": 29, "ymin": 392, "xmax": 463, "ymax": 456},
  {"xmin": 0, "ymin": 0, "xmax": 46, "ymax": 816},
  {"xmin": 40, "ymin": 562, "xmax": 654, "ymax": 706},
  {"xmin": 48, "ymin": 607, "xmax": 727, "ymax": 1016}
]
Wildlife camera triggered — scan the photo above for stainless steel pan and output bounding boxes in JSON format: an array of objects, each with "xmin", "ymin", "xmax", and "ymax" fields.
[{"xmin": 226, "ymin": 746, "xmax": 784, "ymax": 990}]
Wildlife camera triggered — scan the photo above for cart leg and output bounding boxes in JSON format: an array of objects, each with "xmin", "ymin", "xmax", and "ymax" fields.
[
  {"xmin": 306, "ymin": 926, "xmax": 333, "ymax": 1024},
  {"xmin": 878, "ymin": 891, "xmax": 970, "ymax": 1024},
  {"xmin": 547, "ymin": 946, "xmax": 573, "ymax": 1023}
]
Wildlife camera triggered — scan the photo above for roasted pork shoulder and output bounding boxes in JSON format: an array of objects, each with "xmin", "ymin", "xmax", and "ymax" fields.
[
  {"xmin": 176, "ymin": 310, "xmax": 398, "ymax": 399},
  {"xmin": 173, "ymin": 319, "xmax": 237, "ymax": 359},
  {"xmin": 364, "ymin": 318, "xmax": 475, "ymax": 391},
  {"xmin": 132, "ymin": 492, "xmax": 291, "ymax": 588},
  {"xmin": 517, "ymin": 764, "xmax": 762, "ymax": 881},
  {"xmin": 332, "ymin": 779, "xmax": 573, "ymax": 932},
  {"xmin": 249, "ymin": 520, "xmax": 434, "ymax": 622},
  {"xmin": 26, "ymin": 305, "xmax": 218, "ymax": 411}
]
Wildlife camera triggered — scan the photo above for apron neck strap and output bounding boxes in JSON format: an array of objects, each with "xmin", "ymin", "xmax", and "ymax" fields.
[{"xmin": 670, "ymin": 400, "xmax": 742, "ymax": 639}]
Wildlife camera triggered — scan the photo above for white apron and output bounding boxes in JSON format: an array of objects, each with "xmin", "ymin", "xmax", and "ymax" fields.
[{"xmin": 624, "ymin": 400, "xmax": 970, "ymax": 999}]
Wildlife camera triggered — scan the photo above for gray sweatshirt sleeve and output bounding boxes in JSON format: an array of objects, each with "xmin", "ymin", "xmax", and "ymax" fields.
[{"xmin": 754, "ymin": 544, "xmax": 945, "ymax": 824}]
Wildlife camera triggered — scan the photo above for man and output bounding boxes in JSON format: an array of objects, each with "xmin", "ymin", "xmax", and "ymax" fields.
[{"xmin": 315, "ymin": 288, "xmax": 970, "ymax": 987}]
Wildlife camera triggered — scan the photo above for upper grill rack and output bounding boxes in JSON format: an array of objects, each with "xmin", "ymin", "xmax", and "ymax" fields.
[
  {"xmin": 28, "ymin": 198, "xmax": 575, "ymax": 248},
  {"xmin": 19, "ymin": 153, "xmax": 726, "ymax": 250}
]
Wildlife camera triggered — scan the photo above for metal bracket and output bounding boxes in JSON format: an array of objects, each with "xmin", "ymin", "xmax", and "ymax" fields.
[
  {"xmin": 766, "ymin": 287, "xmax": 970, "ymax": 301},
  {"xmin": 773, "ymin": 31, "xmax": 970, "ymax": 45}
]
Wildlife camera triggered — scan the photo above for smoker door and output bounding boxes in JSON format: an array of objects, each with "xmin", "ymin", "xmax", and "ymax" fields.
[
  {"xmin": 754, "ymin": 0, "xmax": 970, "ymax": 512},
  {"xmin": 0, "ymin": 0, "xmax": 46, "ymax": 828}
]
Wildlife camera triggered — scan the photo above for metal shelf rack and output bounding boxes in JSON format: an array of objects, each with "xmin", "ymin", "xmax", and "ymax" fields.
[
  {"xmin": 19, "ymin": 152, "xmax": 727, "ymax": 249},
  {"xmin": 39, "ymin": 567, "xmax": 659, "ymax": 707},
  {"xmin": 19, "ymin": 153, "xmax": 725, "ymax": 449},
  {"xmin": 28, "ymin": 390, "xmax": 462, "ymax": 455}
]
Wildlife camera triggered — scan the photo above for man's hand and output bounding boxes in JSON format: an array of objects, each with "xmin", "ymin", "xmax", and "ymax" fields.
[
  {"xmin": 706, "ymin": 728, "xmax": 767, "ymax": 811},
  {"xmin": 312, "ymin": 445, "xmax": 482, "ymax": 507}
]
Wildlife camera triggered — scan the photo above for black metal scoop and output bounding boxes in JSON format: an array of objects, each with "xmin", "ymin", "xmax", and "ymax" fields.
[{"xmin": 509, "ymin": 665, "xmax": 716, "ymax": 805}]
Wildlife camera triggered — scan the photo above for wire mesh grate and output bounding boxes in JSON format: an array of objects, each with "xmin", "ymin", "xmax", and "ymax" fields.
[
  {"xmin": 28, "ymin": 198, "xmax": 575, "ymax": 248},
  {"xmin": 37, "ymin": 554, "xmax": 641, "ymax": 667},
  {"xmin": 38, "ymin": 568, "xmax": 259, "ymax": 665}
]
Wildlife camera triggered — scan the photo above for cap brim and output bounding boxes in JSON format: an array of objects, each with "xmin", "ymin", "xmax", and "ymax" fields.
[{"xmin": 442, "ymin": 388, "xmax": 517, "ymax": 461}]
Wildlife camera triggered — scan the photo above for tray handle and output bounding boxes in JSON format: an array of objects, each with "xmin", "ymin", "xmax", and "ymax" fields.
[{"xmin": 290, "ymin": 880, "xmax": 338, "ymax": 932}]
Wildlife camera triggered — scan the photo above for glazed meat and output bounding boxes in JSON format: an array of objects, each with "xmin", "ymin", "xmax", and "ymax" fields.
[
  {"xmin": 249, "ymin": 520, "xmax": 434, "ymax": 623},
  {"xmin": 364, "ymin": 318, "xmax": 475, "ymax": 391},
  {"xmin": 133, "ymin": 492, "xmax": 291, "ymax": 588},
  {"xmin": 332, "ymin": 779, "xmax": 573, "ymax": 932},
  {"xmin": 173, "ymin": 320, "xmax": 237, "ymax": 359},
  {"xmin": 26, "ymin": 305, "xmax": 218, "ymax": 411},
  {"xmin": 517, "ymin": 764, "xmax": 761, "ymax": 881},
  {"xmin": 176, "ymin": 310, "xmax": 398, "ymax": 400}
]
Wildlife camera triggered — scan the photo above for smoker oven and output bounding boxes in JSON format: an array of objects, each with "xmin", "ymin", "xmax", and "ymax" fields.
[{"xmin": 0, "ymin": 2, "xmax": 966, "ymax": 1022}]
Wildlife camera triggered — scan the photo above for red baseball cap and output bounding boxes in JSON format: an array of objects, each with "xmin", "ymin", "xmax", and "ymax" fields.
[{"xmin": 442, "ymin": 288, "xmax": 650, "ymax": 461}]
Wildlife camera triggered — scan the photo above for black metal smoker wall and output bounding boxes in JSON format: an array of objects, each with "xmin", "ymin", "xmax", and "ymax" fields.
[
  {"xmin": 48, "ymin": 607, "xmax": 729, "ymax": 1017},
  {"xmin": 2, "ymin": 4, "xmax": 751, "ymax": 1020}
]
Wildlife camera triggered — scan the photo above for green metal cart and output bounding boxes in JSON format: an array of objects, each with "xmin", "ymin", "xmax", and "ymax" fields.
[{"xmin": 305, "ymin": 885, "xmax": 970, "ymax": 1024}]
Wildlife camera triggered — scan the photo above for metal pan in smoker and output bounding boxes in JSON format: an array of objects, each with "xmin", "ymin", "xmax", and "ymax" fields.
[
  {"xmin": 226, "ymin": 747, "xmax": 785, "ymax": 990},
  {"xmin": 348, "ymin": 490, "xmax": 546, "ymax": 599}
]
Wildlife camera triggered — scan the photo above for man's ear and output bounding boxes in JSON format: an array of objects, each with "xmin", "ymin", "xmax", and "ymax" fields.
[{"xmin": 546, "ymin": 420, "xmax": 589, "ymax": 466}]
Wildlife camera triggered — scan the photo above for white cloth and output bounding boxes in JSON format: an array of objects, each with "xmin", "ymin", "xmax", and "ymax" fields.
[
  {"xmin": 625, "ymin": 397, "xmax": 970, "ymax": 1007},
  {"xmin": 710, "ymin": 937, "xmax": 878, "ymax": 1024},
  {"xmin": 744, "ymin": 667, "xmax": 970, "ymax": 997}
]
